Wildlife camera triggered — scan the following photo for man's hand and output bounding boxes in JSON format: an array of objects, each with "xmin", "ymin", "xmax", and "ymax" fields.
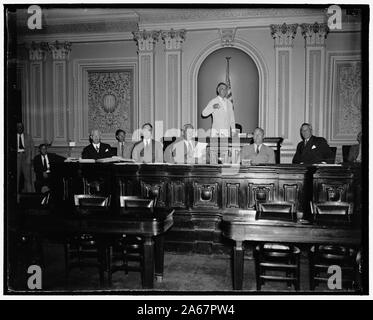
[{"xmin": 213, "ymin": 103, "xmax": 220, "ymax": 109}]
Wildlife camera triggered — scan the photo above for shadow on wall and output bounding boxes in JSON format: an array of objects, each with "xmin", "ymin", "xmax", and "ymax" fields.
[{"xmin": 197, "ymin": 47, "xmax": 259, "ymax": 135}]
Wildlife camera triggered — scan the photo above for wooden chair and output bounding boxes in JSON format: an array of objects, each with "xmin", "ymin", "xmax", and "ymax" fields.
[
  {"xmin": 328, "ymin": 146, "xmax": 337, "ymax": 164},
  {"xmin": 342, "ymin": 145, "xmax": 352, "ymax": 162},
  {"xmin": 64, "ymin": 194, "xmax": 111, "ymax": 286},
  {"xmin": 309, "ymin": 201, "xmax": 357, "ymax": 290},
  {"xmin": 107, "ymin": 196, "xmax": 155, "ymax": 286},
  {"xmin": 254, "ymin": 202, "xmax": 301, "ymax": 291}
]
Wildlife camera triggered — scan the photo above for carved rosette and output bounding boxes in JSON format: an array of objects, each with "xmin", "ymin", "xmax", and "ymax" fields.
[
  {"xmin": 300, "ymin": 22, "xmax": 329, "ymax": 47},
  {"xmin": 161, "ymin": 29, "xmax": 186, "ymax": 50},
  {"xmin": 133, "ymin": 30, "xmax": 160, "ymax": 52},
  {"xmin": 219, "ymin": 28, "xmax": 236, "ymax": 47},
  {"xmin": 48, "ymin": 41, "xmax": 72, "ymax": 60},
  {"xmin": 28, "ymin": 41, "xmax": 48, "ymax": 61},
  {"xmin": 270, "ymin": 23, "xmax": 298, "ymax": 47}
]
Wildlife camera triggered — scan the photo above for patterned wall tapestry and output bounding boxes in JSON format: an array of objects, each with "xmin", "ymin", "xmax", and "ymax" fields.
[
  {"xmin": 88, "ymin": 70, "xmax": 133, "ymax": 134},
  {"xmin": 334, "ymin": 61, "xmax": 361, "ymax": 136}
]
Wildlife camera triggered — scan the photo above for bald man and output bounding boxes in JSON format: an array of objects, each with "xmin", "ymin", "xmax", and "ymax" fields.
[{"xmin": 82, "ymin": 129, "xmax": 112, "ymax": 160}]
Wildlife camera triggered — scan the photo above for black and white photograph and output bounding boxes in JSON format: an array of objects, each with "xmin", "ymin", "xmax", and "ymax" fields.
[{"xmin": 3, "ymin": 3, "xmax": 369, "ymax": 298}]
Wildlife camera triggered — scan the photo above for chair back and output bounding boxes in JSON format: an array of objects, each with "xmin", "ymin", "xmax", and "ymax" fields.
[
  {"xmin": 119, "ymin": 196, "xmax": 155, "ymax": 215},
  {"xmin": 342, "ymin": 145, "xmax": 352, "ymax": 162},
  {"xmin": 310, "ymin": 201, "xmax": 353, "ymax": 225},
  {"xmin": 74, "ymin": 194, "xmax": 111, "ymax": 207},
  {"xmin": 256, "ymin": 201, "xmax": 296, "ymax": 221}
]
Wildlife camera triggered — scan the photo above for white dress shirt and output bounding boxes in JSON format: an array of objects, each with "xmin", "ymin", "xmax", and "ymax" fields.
[{"xmin": 17, "ymin": 133, "xmax": 25, "ymax": 152}]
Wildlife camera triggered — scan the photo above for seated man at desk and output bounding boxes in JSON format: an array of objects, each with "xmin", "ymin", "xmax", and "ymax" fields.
[
  {"xmin": 241, "ymin": 127, "xmax": 275, "ymax": 164},
  {"xmin": 33, "ymin": 143, "xmax": 65, "ymax": 192},
  {"xmin": 113, "ymin": 129, "xmax": 134, "ymax": 159},
  {"xmin": 292, "ymin": 123, "xmax": 333, "ymax": 164},
  {"xmin": 164, "ymin": 123, "xmax": 207, "ymax": 164},
  {"xmin": 82, "ymin": 129, "xmax": 112, "ymax": 160},
  {"xmin": 132, "ymin": 123, "xmax": 163, "ymax": 163}
]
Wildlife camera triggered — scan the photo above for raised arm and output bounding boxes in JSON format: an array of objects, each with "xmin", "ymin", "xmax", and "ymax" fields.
[{"xmin": 202, "ymin": 98, "xmax": 218, "ymax": 117}]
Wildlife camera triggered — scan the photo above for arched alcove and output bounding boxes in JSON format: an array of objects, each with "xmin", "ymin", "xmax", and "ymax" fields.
[{"xmin": 197, "ymin": 47, "xmax": 259, "ymax": 134}]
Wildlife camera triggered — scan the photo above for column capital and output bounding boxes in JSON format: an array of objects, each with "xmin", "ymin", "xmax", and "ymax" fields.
[
  {"xmin": 270, "ymin": 23, "xmax": 298, "ymax": 48},
  {"xmin": 48, "ymin": 41, "xmax": 72, "ymax": 60},
  {"xmin": 300, "ymin": 22, "xmax": 329, "ymax": 46},
  {"xmin": 161, "ymin": 29, "xmax": 186, "ymax": 50},
  {"xmin": 28, "ymin": 41, "xmax": 48, "ymax": 61},
  {"xmin": 133, "ymin": 30, "xmax": 160, "ymax": 52},
  {"xmin": 219, "ymin": 28, "xmax": 236, "ymax": 47}
]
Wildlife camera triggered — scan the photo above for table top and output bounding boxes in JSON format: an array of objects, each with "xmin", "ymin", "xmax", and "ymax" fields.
[{"xmin": 221, "ymin": 210, "xmax": 362, "ymax": 246}]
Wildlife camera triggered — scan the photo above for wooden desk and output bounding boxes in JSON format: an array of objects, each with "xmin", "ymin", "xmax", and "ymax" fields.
[
  {"xmin": 221, "ymin": 210, "xmax": 362, "ymax": 290},
  {"xmin": 17, "ymin": 208, "xmax": 174, "ymax": 289}
]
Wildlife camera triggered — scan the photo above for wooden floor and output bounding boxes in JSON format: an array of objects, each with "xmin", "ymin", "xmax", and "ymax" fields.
[{"xmin": 8, "ymin": 242, "xmax": 357, "ymax": 293}]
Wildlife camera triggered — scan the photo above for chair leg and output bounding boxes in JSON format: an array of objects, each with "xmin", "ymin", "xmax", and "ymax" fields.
[
  {"xmin": 309, "ymin": 252, "xmax": 315, "ymax": 291},
  {"xmin": 295, "ymin": 255, "xmax": 300, "ymax": 291},
  {"xmin": 107, "ymin": 246, "xmax": 113, "ymax": 287},
  {"xmin": 254, "ymin": 250, "xmax": 261, "ymax": 291}
]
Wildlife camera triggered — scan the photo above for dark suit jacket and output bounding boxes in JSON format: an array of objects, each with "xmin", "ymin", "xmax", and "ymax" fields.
[
  {"xmin": 292, "ymin": 135, "xmax": 333, "ymax": 164},
  {"xmin": 131, "ymin": 139, "xmax": 163, "ymax": 163},
  {"xmin": 33, "ymin": 153, "xmax": 65, "ymax": 180},
  {"xmin": 347, "ymin": 144, "xmax": 361, "ymax": 162},
  {"xmin": 82, "ymin": 143, "xmax": 112, "ymax": 160}
]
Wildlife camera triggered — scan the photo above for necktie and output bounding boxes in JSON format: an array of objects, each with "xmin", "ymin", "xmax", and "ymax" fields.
[
  {"xmin": 188, "ymin": 141, "xmax": 194, "ymax": 157},
  {"xmin": 121, "ymin": 142, "xmax": 124, "ymax": 157},
  {"xmin": 19, "ymin": 135, "xmax": 24, "ymax": 150},
  {"xmin": 96, "ymin": 145, "xmax": 99, "ymax": 153},
  {"xmin": 256, "ymin": 145, "xmax": 260, "ymax": 154},
  {"xmin": 43, "ymin": 156, "xmax": 47, "ymax": 171},
  {"xmin": 304, "ymin": 139, "xmax": 308, "ymax": 147}
]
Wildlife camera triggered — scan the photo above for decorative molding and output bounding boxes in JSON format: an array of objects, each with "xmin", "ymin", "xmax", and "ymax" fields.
[
  {"xmin": 48, "ymin": 41, "xmax": 72, "ymax": 60},
  {"xmin": 28, "ymin": 42, "xmax": 48, "ymax": 61},
  {"xmin": 219, "ymin": 28, "xmax": 236, "ymax": 47},
  {"xmin": 270, "ymin": 23, "xmax": 298, "ymax": 47},
  {"xmin": 161, "ymin": 29, "xmax": 186, "ymax": 50},
  {"xmin": 133, "ymin": 30, "xmax": 160, "ymax": 52},
  {"xmin": 19, "ymin": 31, "xmax": 135, "ymax": 44},
  {"xmin": 326, "ymin": 52, "xmax": 361, "ymax": 144},
  {"xmin": 301, "ymin": 22, "xmax": 329, "ymax": 47},
  {"xmin": 52, "ymin": 60, "xmax": 68, "ymax": 145},
  {"xmin": 29, "ymin": 61, "xmax": 44, "ymax": 142}
]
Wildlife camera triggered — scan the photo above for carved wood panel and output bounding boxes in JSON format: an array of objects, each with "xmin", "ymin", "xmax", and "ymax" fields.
[
  {"xmin": 224, "ymin": 182, "xmax": 240, "ymax": 208},
  {"xmin": 140, "ymin": 180, "xmax": 167, "ymax": 207},
  {"xmin": 319, "ymin": 183, "xmax": 349, "ymax": 202},
  {"xmin": 193, "ymin": 182, "xmax": 219, "ymax": 208},
  {"xmin": 169, "ymin": 180, "xmax": 187, "ymax": 208},
  {"xmin": 247, "ymin": 183, "xmax": 275, "ymax": 209},
  {"xmin": 117, "ymin": 178, "xmax": 135, "ymax": 196}
]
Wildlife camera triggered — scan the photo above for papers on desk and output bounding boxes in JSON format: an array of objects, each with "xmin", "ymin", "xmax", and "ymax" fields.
[
  {"xmin": 96, "ymin": 156, "xmax": 135, "ymax": 163},
  {"xmin": 64, "ymin": 157, "xmax": 79, "ymax": 162},
  {"xmin": 78, "ymin": 158, "xmax": 96, "ymax": 163}
]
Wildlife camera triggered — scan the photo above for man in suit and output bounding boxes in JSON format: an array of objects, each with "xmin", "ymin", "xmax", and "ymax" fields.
[
  {"xmin": 241, "ymin": 127, "xmax": 275, "ymax": 164},
  {"xmin": 202, "ymin": 82, "xmax": 236, "ymax": 137},
  {"xmin": 164, "ymin": 124, "xmax": 208, "ymax": 164},
  {"xmin": 82, "ymin": 129, "xmax": 112, "ymax": 160},
  {"xmin": 348, "ymin": 131, "xmax": 362, "ymax": 162},
  {"xmin": 16, "ymin": 122, "xmax": 34, "ymax": 193},
  {"xmin": 33, "ymin": 143, "xmax": 65, "ymax": 192},
  {"xmin": 113, "ymin": 129, "xmax": 134, "ymax": 159},
  {"xmin": 132, "ymin": 123, "xmax": 163, "ymax": 163},
  {"xmin": 292, "ymin": 123, "xmax": 333, "ymax": 164}
]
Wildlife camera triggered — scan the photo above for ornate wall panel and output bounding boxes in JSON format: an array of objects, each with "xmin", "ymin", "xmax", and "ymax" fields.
[
  {"xmin": 88, "ymin": 70, "xmax": 133, "ymax": 134},
  {"xmin": 73, "ymin": 58, "xmax": 137, "ymax": 145},
  {"xmin": 326, "ymin": 52, "xmax": 361, "ymax": 144}
]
